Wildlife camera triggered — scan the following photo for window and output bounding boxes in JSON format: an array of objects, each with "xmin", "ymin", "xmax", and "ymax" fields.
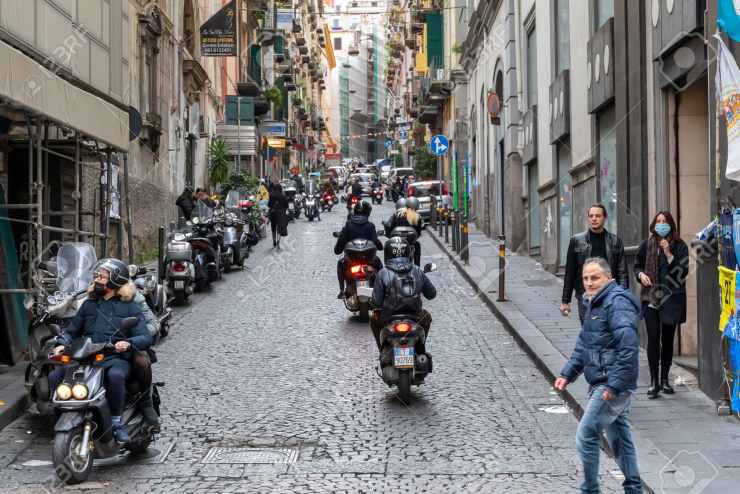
[
  {"xmin": 528, "ymin": 164, "xmax": 541, "ymax": 248},
  {"xmin": 593, "ymin": 0, "xmax": 614, "ymax": 31},
  {"xmin": 558, "ymin": 143, "xmax": 572, "ymax": 266},
  {"xmin": 554, "ymin": 0, "xmax": 570, "ymax": 74},
  {"xmin": 526, "ymin": 25, "xmax": 537, "ymax": 107},
  {"xmin": 334, "ymin": 37, "xmax": 342, "ymax": 51},
  {"xmin": 598, "ymin": 106, "xmax": 617, "ymax": 232}
]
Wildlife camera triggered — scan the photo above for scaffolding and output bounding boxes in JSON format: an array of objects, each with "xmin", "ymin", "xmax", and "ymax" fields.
[{"xmin": 0, "ymin": 110, "xmax": 134, "ymax": 295}]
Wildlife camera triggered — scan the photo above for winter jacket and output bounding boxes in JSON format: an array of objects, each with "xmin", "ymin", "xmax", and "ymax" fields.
[
  {"xmin": 560, "ymin": 281, "xmax": 640, "ymax": 395},
  {"xmin": 334, "ymin": 215, "xmax": 383, "ymax": 255},
  {"xmin": 372, "ymin": 258, "xmax": 436, "ymax": 323},
  {"xmin": 176, "ymin": 192, "xmax": 195, "ymax": 220},
  {"xmin": 633, "ymin": 238, "xmax": 689, "ymax": 325},
  {"xmin": 562, "ymin": 230, "xmax": 628, "ymax": 303},
  {"xmin": 268, "ymin": 191, "xmax": 289, "ymax": 235},
  {"xmin": 134, "ymin": 291, "xmax": 159, "ymax": 338},
  {"xmin": 60, "ymin": 282, "xmax": 152, "ymax": 361}
]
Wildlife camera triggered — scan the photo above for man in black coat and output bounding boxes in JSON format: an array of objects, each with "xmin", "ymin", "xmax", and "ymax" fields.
[
  {"xmin": 334, "ymin": 201, "xmax": 383, "ymax": 299},
  {"xmin": 561, "ymin": 204, "xmax": 628, "ymax": 322},
  {"xmin": 175, "ymin": 187, "xmax": 195, "ymax": 221}
]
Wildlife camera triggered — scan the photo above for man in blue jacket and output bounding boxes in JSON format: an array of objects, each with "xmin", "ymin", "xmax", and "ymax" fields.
[
  {"xmin": 50, "ymin": 258, "xmax": 152, "ymax": 443},
  {"xmin": 554, "ymin": 257, "xmax": 642, "ymax": 494}
]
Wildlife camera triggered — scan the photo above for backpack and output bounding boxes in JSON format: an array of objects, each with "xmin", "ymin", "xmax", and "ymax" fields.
[{"xmin": 384, "ymin": 268, "xmax": 422, "ymax": 315}]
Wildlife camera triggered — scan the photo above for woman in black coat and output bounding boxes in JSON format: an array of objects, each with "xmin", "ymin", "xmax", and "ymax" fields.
[
  {"xmin": 268, "ymin": 184, "xmax": 289, "ymax": 249},
  {"xmin": 634, "ymin": 210, "xmax": 689, "ymax": 399}
]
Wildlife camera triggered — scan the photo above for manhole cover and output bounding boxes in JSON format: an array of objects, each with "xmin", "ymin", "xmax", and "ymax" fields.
[{"xmin": 202, "ymin": 447, "xmax": 299, "ymax": 464}]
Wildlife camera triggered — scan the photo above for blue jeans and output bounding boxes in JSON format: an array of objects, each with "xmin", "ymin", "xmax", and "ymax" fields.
[{"xmin": 576, "ymin": 385, "xmax": 642, "ymax": 494}]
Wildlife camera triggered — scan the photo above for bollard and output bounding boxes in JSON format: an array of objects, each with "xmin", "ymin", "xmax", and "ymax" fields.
[
  {"xmin": 460, "ymin": 213, "xmax": 469, "ymax": 264},
  {"xmin": 444, "ymin": 208, "xmax": 450, "ymax": 244},
  {"xmin": 158, "ymin": 226, "xmax": 166, "ymax": 282},
  {"xmin": 451, "ymin": 210, "xmax": 458, "ymax": 252},
  {"xmin": 430, "ymin": 198, "xmax": 437, "ymax": 228},
  {"xmin": 497, "ymin": 235, "xmax": 506, "ymax": 301},
  {"xmin": 438, "ymin": 207, "xmax": 444, "ymax": 236}
]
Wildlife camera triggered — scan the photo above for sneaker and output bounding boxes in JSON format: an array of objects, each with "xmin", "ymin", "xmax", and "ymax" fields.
[
  {"xmin": 337, "ymin": 291, "xmax": 345, "ymax": 299},
  {"xmin": 112, "ymin": 423, "xmax": 130, "ymax": 444}
]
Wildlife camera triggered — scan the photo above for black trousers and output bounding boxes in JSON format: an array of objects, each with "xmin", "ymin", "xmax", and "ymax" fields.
[{"xmin": 644, "ymin": 307, "xmax": 677, "ymax": 380}]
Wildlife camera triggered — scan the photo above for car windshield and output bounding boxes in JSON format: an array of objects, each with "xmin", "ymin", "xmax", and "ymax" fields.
[
  {"xmin": 56, "ymin": 242, "xmax": 97, "ymax": 293},
  {"xmin": 396, "ymin": 168, "xmax": 414, "ymax": 177},
  {"xmin": 411, "ymin": 183, "xmax": 442, "ymax": 196}
]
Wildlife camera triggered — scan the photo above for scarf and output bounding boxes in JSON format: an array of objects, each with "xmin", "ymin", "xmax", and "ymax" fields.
[{"xmin": 641, "ymin": 235, "xmax": 661, "ymax": 305}]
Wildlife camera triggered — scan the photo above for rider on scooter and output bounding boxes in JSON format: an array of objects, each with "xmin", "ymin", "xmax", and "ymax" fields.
[{"xmin": 334, "ymin": 201, "xmax": 383, "ymax": 299}]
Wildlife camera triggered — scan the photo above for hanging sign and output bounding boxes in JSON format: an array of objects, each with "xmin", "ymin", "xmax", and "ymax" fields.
[
  {"xmin": 720, "ymin": 266, "xmax": 737, "ymax": 332},
  {"xmin": 200, "ymin": 0, "xmax": 236, "ymax": 56},
  {"xmin": 715, "ymin": 34, "xmax": 740, "ymax": 181}
]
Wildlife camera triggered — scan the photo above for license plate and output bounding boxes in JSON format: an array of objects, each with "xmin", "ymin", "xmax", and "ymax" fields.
[
  {"xmin": 394, "ymin": 347, "xmax": 415, "ymax": 368},
  {"xmin": 356, "ymin": 281, "xmax": 373, "ymax": 299},
  {"xmin": 174, "ymin": 281, "xmax": 184, "ymax": 289},
  {"xmin": 289, "ymin": 203, "xmax": 295, "ymax": 210}
]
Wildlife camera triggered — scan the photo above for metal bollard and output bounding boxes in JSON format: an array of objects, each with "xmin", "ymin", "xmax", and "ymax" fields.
[
  {"xmin": 430, "ymin": 199, "xmax": 437, "ymax": 228},
  {"xmin": 158, "ymin": 226, "xmax": 166, "ymax": 282},
  {"xmin": 438, "ymin": 208, "xmax": 444, "ymax": 236},
  {"xmin": 497, "ymin": 235, "xmax": 506, "ymax": 301},
  {"xmin": 461, "ymin": 213, "xmax": 469, "ymax": 264},
  {"xmin": 444, "ymin": 208, "xmax": 450, "ymax": 244},
  {"xmin": 451, "ymin": 210, "xmax": 458, "ymax": 252}
]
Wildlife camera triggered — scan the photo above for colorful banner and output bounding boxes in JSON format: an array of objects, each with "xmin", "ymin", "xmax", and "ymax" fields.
[
  {"xmin": 715, "ymin": 34, "xmax": 740, "ymax": 181},
  {"xmin": 719, "ymin": 266, "xmax": 737, "ymax": 332}
]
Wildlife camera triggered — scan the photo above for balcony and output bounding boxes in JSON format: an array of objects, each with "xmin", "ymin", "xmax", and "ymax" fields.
[{"xmin": 216, "ymin": 122, "xmax": 258, "ymax": 156}]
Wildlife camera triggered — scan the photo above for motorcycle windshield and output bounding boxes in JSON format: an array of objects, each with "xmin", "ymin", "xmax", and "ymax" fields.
[
  {"xmin": 56, "ymin": 243, "xmax": 97, "ymax": 294},
  {"xmin": 192, "ymin": 201, "xmax": 214, "ymax": 222},
  {"xmin": 224, "ymin": 191, "xmax": 242, "ymax": 209}
]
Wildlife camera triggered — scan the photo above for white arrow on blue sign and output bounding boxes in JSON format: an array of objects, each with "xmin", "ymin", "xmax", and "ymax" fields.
[
  {"xmin": 430, "ymin": 134, "xmax": 449, "ymax": 156},
  {"xmin": 385, "ymin": 139, "xmax": 393, "ymax": 149}
]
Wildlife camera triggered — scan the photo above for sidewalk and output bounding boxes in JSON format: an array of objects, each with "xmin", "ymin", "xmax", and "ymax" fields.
[
  {"xmin": 0, "ymin": 365, "xmax": 27, "ymax": 432},
  {"xmin": 428, "ymin": 223, "xmax": 740, "ymax": 494}
]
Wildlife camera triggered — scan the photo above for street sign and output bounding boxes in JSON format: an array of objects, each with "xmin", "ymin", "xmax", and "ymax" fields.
[
  {"xmin": 430, "ymin": 134, "xmax": 449, "ymax": 156},
  {"xmin": 385, "ymin": 138, "xmax": 393, "ymax": 150},
  {"xmin": 200, "ymin": 0, "xmax": 236, "ymax": 56},
  {"xmin": 398, "ymin": 128, "xmax": 408, "ymax": 144}
]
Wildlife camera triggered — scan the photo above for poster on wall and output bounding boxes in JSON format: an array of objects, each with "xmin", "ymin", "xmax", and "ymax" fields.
[{"xmin": 715, "ymin": 34, "xmax": 740, "ymax": 181}]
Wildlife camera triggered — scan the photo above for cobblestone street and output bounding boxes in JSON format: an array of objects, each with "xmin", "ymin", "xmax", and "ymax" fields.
[{"xmin": 0, "ymin": 203, "xmax": 623, "ymax": 493}]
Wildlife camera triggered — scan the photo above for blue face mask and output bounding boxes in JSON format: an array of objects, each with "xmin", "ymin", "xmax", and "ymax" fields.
[{"xmin": 654, "ymin": 223, "xmax": 672, "ymax": 238}]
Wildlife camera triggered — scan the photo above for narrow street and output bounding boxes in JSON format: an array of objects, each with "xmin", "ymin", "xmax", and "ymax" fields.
[{"xmin": 0, "ymin": 203, "xmax": 622, "ymax": 493}]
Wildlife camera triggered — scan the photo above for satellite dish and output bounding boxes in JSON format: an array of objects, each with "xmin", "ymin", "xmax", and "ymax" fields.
[{"xmin": 128, "ymin": 106, "xmax": 142, "ymax": 141}]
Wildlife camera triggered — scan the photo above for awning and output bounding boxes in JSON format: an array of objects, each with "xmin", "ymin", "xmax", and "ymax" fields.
[{"xmin": 0, "ymin": 40, "xmax": 129, "ymax": 150}]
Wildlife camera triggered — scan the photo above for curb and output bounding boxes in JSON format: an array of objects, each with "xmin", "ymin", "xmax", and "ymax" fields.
[
  {"xmin": 0, "ymin": 379, "xmax": 29, "ymax": 433},
  {"xmin": 426, "ymin": 229, "xmax": 657, "ymax": 494}
]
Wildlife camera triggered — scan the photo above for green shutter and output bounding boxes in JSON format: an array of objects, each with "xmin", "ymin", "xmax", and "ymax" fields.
[
  {"xmin": 225, "ymin": 96, "xmax": 254, "ymax": 124},
  {"xmin": 274, "ymin": 34, "xmax": 284, "ymax": 56},
  {"xmin": 426, "ymin": 12, "xmax": 443, "ymax": 71},
  {"xmin": 249, "ymin": 44, "xmax": 262, "ymax": 83}
]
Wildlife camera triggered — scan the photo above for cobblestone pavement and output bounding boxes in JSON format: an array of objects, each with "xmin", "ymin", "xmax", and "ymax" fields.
[{"xmin": 0, "ymin": 203, "xmax": 623, "ymax": 493}]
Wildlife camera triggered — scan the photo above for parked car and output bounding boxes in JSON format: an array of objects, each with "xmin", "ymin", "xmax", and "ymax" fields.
[
  {"xmin": 406, "ymin": 180, "xmax": 450, "ymax": 223},
  {"xmin": 386, "ymin": 167, "xmax": 415, "ymax": 187},
  {"xmin": 328, "ymin": 166, "xmax": 348, "ymax": 187},
  {"xmin": 344, "ymin": 173, "xmax": 375, "ymax": 198}
]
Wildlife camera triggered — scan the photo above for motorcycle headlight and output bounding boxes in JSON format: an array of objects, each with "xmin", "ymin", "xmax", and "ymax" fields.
[
  {"xmin": 192, "ymin": 217, "xmax": 200, "ymax": 225},
  {"xmin": 56, "ymin": 384, "xmax": 72, "ymax": 400},
  {"xmin": 72, "ymin": 384, "xmax": 88, "ymax": 400}
]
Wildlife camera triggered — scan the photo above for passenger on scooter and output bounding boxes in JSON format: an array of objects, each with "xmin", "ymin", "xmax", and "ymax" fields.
[
  {"xmin": 49, "ymin": 258, "xmax": 154, "ymax": 443},
  {"xmin": 370, "ymin": 237, "xmax": 436, "ymax": 350},
  {"xmin": 384, "ymin": 196, "xmax": 423, "ymax": 266},
  {"xmin": 334, "ymin": 201, "xmax": 384, "ymax": 299}
]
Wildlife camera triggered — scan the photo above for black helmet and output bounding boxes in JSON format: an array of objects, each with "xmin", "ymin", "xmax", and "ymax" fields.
[
  {"xmin": 405, "ymin": 197, "xmax": 420, "ymax": 211},
  {"xmin": 93, "ymin": 258, "xmax": 130, "ymax": 288},
  {"xmin": 353, "ymin": 200, "xmax": 372, "ymax": 217},
  {"xmin": 384, "ymin": 236, "xmax": 412, "ymax": 264}
]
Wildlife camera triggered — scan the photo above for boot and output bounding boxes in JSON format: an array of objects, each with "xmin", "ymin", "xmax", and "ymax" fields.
[
  {"xmin": 111, "ymin": 416, "xmax": 130, "ymax": 443},
  {"xmin": 647, "ymin": 375, "xmax": 660, "ymax": 399},
  {"xmin": 139, "ymin": 389, "xmax": 161, "ymax": 430},
  {"xmin": 661, "ymin": 377, "xmax": 675, "ymax": 394}
]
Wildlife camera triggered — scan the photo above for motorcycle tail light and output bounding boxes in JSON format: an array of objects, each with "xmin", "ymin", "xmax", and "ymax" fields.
[
  {"xmin": 407, "ymin": 186, "xmax": 416, "ymax": 196},
  {"xmin": 350, "ymin": 264, "xmax": 367, "ymax": 278},
  {"xmin": 393, "ymin": 322, "xmax": 412, "ymax": 333},
  {"xmin": 173, "ymin": 262, "xmax": 187, "ymax": 272},
  {"xmin": 61, "ymin": 355, "xmax": 70, "ymax": 364},
  {"xmin": 94, "ymin": 354, "xmax": 104, "ymax": 362}
]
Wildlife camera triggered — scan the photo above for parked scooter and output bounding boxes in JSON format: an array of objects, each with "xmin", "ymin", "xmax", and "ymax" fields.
[
  {"xmin": 25, "ymin": 242, "xmax": 96, "ymax": 416},
  {"xmin": 129, "ymin": 264, "xmax": 171, "ymax": 338},
  {"xmin": 164, "ymin": 230, "xmax": 195, "ymax": 305},
  {"xmin": 218, "ymin": 192, "xmax": 249, "ymax": 271},
  {"xmin": 376, "ymin": 262, "xmax": 437, "ymax": 403},
  {"xmin": 189, "ymin": 201, "xmax": 221, "ymax": 290},
  {"xmin": 50, "ymin": 317, "xmax": 161, "ymax": 484}
]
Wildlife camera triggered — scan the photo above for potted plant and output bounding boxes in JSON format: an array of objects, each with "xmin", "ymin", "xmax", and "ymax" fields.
[{"xmin": 208, "ymin": 138, "xmax": 230, "ymax": 186}]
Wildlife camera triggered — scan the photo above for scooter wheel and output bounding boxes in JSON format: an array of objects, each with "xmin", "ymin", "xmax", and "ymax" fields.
[
  {"xmin": 174, "ymin": 290, "xmax": 187, "ymax": 306},
  {"xmin": 53, "ymin": 426, "xmax": 93, "ymax": 484},
  {"xmin": 397, "ymin": 370, "xmax": 412, "ymax": 404}
]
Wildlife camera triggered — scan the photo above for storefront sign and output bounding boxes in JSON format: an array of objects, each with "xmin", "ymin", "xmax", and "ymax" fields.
[
  {"xmin": 276, "ymin": 9, "xmax": 294, "ymax": 31},
  {"xmin": 261, "ymin": 121, "xmax": 287, "ymax": 137},
  {"xmin": 267, "ymin": 138, "xmax": 286, "ymax": 149},
  {"xmin": 200, "ymin": 0, "xmax": 236, "ymax": 56}
]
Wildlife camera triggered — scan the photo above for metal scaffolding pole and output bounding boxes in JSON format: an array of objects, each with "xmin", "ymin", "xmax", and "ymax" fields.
[
  {"xmin": 36, "ymin": 121, "xmax": 43, "ymax": 262},
  {"xmin": 74, "ymin": 132, "xmax": 81, "ymax": 241}
]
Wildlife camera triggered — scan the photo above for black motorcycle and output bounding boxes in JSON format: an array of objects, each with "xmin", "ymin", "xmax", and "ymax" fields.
[
  {"xmin": 377, "ymin": 262, "xmax": 437, "ymax": 403},
  {"xmin": 333, "ymin": 233, "xmax": 377, "ymax": 322},
  {"xmin": 372, "ymin": 187, "xmax": 384, "ymax": 205},
  {"xmin": 189, "ymin": 201, "xmax": 222, "ymax": 290},
  {"xmin": 50, "ymin": 318, "xmax": 161, "ymax": 484}
]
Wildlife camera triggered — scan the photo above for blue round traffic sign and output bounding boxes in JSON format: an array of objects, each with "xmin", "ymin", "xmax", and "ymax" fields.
[{"xmin": 430, "ymin": 134, "xmax": 449, "ymax": 156}]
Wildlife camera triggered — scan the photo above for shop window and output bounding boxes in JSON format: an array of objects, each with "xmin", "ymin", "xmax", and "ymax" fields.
[
  {"xmin": 598, "ymin": 106, "xmax": 617, "ymax": 232},
  {"xmin": 558, "ymin": 143, "xmax": 572, "ymax": 266},
  {"xmin": 593, "ymin": 0, "xmax": 614, "ymax": 31},
  {"xmin": 529, "ymin": 163, "xmax": 541, "ymax": 249}
]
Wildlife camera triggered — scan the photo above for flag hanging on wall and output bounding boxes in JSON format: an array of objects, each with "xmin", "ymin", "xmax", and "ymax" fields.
[{"xmin": 715, "ymin": 34, "xmax": 740, "ymax": 182}]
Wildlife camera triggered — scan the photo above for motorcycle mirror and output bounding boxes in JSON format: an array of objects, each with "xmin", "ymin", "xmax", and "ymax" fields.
[
  {"xmin": 23, "ymin": 295, "xmax": 34, "ymax": 310},
  {"xmin": 332, "ymin": 231, "xmax": 339, "ymax": 238},
  {"xmin": 48, "ymin": 323, "xmax": 63, "ymax": 336},
  {"xmin": 423, "ymin": 262, "xmax": 437, "ymax": 273}
]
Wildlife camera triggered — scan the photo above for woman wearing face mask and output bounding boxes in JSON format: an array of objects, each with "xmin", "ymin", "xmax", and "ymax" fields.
[{"xmin": 634, "ymin": 211, "xmax": 689, "ymax": 399}]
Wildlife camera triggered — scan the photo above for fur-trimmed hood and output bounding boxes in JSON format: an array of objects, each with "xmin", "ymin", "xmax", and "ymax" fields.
[{"xmin": 86, "ymin": 281, "xmax": 137, "ymax": 302}]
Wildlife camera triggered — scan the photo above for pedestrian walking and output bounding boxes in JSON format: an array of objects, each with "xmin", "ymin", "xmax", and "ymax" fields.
[
  {"xmin": 268, "ymin": 183, "xmax": 289, "ymax": 249},
  {"xmin": 555, "ymin": 257, "xmax": 643, "ymax": 494},
  {"xmin": 561, "ymin": 204, "xmax": 628, "ymax": 322},
  {"xmin": 633, "ymin": 211, "xmax": 689, "ymax": 399}
]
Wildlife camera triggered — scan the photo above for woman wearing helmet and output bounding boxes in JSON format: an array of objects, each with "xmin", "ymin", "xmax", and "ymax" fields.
[
  {"xmin": 383, "ymin": 196, "xmax": 423, "ymax": 266},
  {"xmin": 334, "ymin": 201, "xmax": 384, "ymax": 298},
  {"xmin": 49, "ymin": 258, "xmax": 153, "ymax": 443}
]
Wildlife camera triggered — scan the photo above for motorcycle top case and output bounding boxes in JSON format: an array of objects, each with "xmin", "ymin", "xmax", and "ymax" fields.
[
  {"xmin": 344, "ymin": 239, "xmax": 377, "ymax": 261},
  {"xmin": 166, "ymin": 241, "xmax": 192, "ymax": 261}
]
